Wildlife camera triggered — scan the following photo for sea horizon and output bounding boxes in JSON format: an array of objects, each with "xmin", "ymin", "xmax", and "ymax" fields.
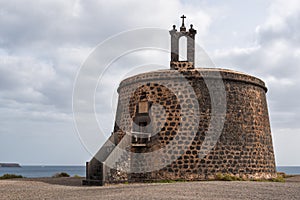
[{"xmin": 0, "ymin": 165, "xmax": 300, "ymax": 178}]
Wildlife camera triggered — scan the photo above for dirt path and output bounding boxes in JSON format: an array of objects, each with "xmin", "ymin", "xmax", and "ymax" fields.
[{"xmin": 0, "ymin": 176, "xmax": 299, "ymax": 200}]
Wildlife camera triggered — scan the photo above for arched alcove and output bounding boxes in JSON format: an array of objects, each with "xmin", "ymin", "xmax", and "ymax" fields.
[{"xmin": 178, "ymin": 36, "xmax": 187, "ymax": 61}]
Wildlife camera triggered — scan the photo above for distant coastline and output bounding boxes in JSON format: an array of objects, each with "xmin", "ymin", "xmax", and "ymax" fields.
[
  {"xmin": 0, "ymin": 166, "xmax": 85, "ymax": 178},
  {"xmin": 0, "ymin": 163, "xmax": 21, "ymax": 168}
]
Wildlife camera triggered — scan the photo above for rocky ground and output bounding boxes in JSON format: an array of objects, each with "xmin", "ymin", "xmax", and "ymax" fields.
[{"xmin": 0, "ymin": 176, "xmax": 299, "ymax": 200}]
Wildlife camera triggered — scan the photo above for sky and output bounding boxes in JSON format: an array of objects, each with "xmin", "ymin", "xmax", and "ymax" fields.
[{"xmin": 0, "ymin": 0, "xmax": 299, "ymax": 166}]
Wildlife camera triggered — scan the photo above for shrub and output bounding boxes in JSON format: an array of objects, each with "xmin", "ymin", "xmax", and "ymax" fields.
[
  {"xmin": 277, "ymin": 172, "xmax": 293, "ymax": 179},
  {"xmin": 52, "ymin": 172, "xmax": 70, "ymax": 178},
  {"xmin": 0, "ymin": 174, "xmax": 23, "ymax": 179},
  {"xmin": 156, "ymin": 180, "xmax": 177, "ymax": 183},
  {"xmin": 73, "ymin": 174, "xmax": 81, "ymax": 178},
  {"xmin": 215, "ymin": 173, "xmax": 245, "ymax": 181},
  {"xmin": 144, "ymin": 179, "xmax": 187, "ymax": 184},
  {"xmin": 216, "ymin": 173, "xmax": 233, "ymax": 181},
  {"xmin": 270, "ymin": 175, "xmax": 285, "ymax": 182},
  {"xmin": 215, "ymin": 173, "xmax": 285, "ymax": 182}
]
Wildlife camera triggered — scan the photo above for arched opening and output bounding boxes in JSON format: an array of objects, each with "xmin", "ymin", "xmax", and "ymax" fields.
[{"xmin": 178, "ymin": 36, "xmax": 187, "ymax": 61}]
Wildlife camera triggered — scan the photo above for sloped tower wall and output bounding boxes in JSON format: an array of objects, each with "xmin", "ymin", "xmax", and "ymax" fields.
[{"xmin": 111, "ymin": 68, "xmax": 276, "ymax": 182}]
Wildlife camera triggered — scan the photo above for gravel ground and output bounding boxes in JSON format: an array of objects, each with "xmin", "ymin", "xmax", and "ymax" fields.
[{"xmin": 0, "ymin": 176, "xmax": 299, "ymax": 200}]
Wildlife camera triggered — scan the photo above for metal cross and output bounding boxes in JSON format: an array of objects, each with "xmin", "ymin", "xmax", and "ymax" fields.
[{"xmin": 181, "ymin": 15, "xmax": 186, "ymax": 26}]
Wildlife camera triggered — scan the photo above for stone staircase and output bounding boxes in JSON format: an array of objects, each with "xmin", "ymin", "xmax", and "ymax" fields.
[
  {"xmin": 104, "ymin": 133, "xmax": 132, "ymax": 183},
  {"xmin": 82, "ymin": 134, "xmax": 116, "ymax": 186},
  {"xmin": 83, "ymin": 132, "xmax": 132, "ymax": 185}
]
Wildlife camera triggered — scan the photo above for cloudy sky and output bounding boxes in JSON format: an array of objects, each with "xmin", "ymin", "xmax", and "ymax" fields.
[{"xmin": 0, "ymin": 0, "xmax": 299, "ymax": 166}]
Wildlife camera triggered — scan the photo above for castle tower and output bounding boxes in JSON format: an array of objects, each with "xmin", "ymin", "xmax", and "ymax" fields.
[{"xmin": 83, "ymin": 16, "xmax": 276, "ymax": 186}]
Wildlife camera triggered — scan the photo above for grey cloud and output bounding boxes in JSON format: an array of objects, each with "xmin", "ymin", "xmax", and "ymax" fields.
[
  {"xmin": 211, "ymin": 3, "xmax": 300, "ymax": 132},
  {"xmin": 258, "ymin": 13, "xmax": 300, "ymax": 46},
  {"xmin": 0, "ymin": 0, "xmax": 184, "ymax": 52},
  {"xmin": 5, "ymin": 0, "xmax": 294, "ymax": 165}
]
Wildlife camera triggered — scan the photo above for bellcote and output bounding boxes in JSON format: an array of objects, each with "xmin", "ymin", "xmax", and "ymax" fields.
[{"xmin": 170, "ymin": 15, "xmax": 197, "ymax": 70}]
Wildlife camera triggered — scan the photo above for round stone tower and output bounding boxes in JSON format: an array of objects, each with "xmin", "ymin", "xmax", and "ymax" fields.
[{"xmin": 84, "ymin": 16, "xmax": 276, "ymax": 186}]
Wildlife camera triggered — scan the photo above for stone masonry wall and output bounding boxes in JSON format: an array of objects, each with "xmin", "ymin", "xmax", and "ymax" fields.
[
  {"xmin": 107, "ymin": 67, "xmax": 276, "ymax": 183},
  {"xmin": 170, "ymin": 61, "xmax": 194, "ymax": 70}
]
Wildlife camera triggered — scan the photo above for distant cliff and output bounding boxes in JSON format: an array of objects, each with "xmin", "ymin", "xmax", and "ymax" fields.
[{"xmin": 0, "ymin": 163, "xmax": 21, "ymax": 167}]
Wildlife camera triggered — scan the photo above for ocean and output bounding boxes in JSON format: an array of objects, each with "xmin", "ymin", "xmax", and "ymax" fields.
[
  {"xmin": 0, "ymin": 166, "xmax": 299, "ymax": 178},
  {"xmin": 276, "ymin": 166, "xmax": 300, "ymax": 175},
  {"xmin": 0, "ymin": 166, "xmax": 85, "ymax": 178}
]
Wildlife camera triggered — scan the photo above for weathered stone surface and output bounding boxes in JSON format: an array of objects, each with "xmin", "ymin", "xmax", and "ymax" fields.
[{"xmin": 87, "ymin": 67, "xmax": 276, "ymax": 184}]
